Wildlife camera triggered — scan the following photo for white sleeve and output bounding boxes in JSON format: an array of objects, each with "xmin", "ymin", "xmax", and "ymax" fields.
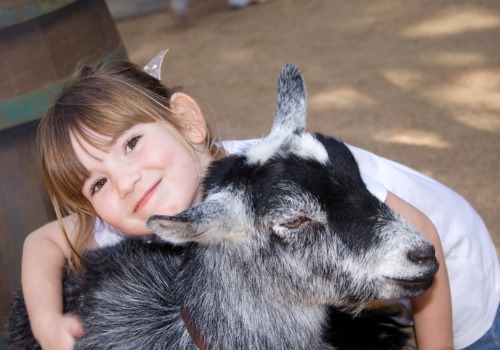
[
  {"xmin": 220, "ymin": 139, "xmax": 258, "ymax": 154},
  {"xmin": 94, "ymin": 218, "xmax": 163, "ymax": 247},
  {"xmin": 94, "ymin": 218, "xmax": 126, "ymax": 247},
  {"xmin": 359, "ymin": 171, "xmax": 388, "ymax": 203},
  {"xmin": 346, "ymin": 145, "xmax": 389, "ymax": 203}
]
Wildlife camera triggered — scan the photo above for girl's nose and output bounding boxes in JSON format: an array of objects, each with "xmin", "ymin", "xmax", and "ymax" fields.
[{"xmin": 116, "ymin": 170, "xmax": 141, "ymax": 197}]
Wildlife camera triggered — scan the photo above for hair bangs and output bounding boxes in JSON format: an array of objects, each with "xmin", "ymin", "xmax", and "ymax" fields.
[{"xmin": 39, "ymin": 113, "xmax": 93, "ymax": 216}]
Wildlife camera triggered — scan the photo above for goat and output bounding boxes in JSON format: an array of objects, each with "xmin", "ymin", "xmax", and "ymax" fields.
[{"xmin": 5, "ymin": 64, "xmax": 438, "ymax": 349}]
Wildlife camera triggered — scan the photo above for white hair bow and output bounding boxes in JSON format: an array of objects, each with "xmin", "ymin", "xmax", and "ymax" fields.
[{"xmin": 143, "ymin": 49, "xmax": 169, "ymax": 80}]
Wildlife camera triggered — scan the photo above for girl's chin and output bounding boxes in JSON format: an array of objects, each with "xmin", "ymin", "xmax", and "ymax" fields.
[
  {"xmin": 125, "ymin": 229, "xmax": 153, "ymax": 237},
  {"xmin": 113, "ymin": 221, "xmax": 151, "ymax": 236},
  {"xmin": 153, "ymin": 204, "xmax": 188, "ymax": 217}
]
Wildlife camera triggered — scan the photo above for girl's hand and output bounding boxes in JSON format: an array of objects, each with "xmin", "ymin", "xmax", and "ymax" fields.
[{"xmin": 36, "ymin": 314, "xmax": 84, "ymax": 350}]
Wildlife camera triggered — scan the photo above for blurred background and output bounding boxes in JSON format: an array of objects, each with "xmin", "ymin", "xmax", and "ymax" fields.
[{"xmin": 1, "ymin": 0, "xmax": 499, "ymax": 345}]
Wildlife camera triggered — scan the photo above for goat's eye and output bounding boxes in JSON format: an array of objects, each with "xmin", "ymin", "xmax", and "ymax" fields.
[{"xmin": 281, "ymin": 216, "xmax": 309, "ymax": 229}]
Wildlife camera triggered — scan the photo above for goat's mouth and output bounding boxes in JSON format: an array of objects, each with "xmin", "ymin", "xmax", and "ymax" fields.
[{"xmin": 384, "ymin": 275, "xmax": 434, "ymax": 293}]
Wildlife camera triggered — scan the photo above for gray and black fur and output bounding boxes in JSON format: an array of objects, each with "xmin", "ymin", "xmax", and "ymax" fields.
[{"xmin": 5, "ymin": 64, "xmax": 438, "ymax": 349}]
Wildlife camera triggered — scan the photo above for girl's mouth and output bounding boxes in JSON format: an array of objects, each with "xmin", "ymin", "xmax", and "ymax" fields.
[{"xmin": 134, "ymin": 179, "xmax": 162, "ymax": 213}]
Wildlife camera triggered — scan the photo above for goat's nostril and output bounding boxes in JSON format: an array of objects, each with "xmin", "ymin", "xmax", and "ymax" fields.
[{"xmin": 407, "ymin": 245, "xmax": 435, "ymax": 264}]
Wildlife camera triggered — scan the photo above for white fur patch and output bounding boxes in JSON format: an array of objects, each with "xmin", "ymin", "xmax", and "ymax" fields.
[
  {"xmin": 245, "ymin": 135, "xmax": 284, "ymax": 165},
  {"xmin": 245, "ymin": 133, "xmax": 329, "ymax": 165},
  {"xmin": 293, "ymin": 134, "xmax": 329, "ymax": 164}
]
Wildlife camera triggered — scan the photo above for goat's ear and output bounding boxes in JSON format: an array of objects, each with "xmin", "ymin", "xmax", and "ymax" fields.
[
  {"xmin": 147, "ymin": 193, "xmax": 246, "ymax": 245},
  {"xmin": 271, "ymin": 64, "xmax": 307, "ymax": 137}
]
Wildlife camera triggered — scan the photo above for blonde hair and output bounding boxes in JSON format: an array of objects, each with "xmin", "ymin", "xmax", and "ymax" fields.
[{"xmin": 38, "ymin": 59, "xmax": 223, "ymax": 273}]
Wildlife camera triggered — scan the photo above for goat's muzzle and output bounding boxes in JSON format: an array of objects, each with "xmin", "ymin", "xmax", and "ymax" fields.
[{"xmin": 387, "ymin": 246, "xmax": 438, "ymax": 294}]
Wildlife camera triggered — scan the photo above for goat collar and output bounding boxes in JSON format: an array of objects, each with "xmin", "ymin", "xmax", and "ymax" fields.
[{"xmin": 181, "ymin": 303, "xmax": 212, "ymax": 350}]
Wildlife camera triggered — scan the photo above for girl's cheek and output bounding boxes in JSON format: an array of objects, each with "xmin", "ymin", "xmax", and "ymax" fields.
[{"xmin": 93, "ymin": 197, "xmax": 114, "ymax": 217}]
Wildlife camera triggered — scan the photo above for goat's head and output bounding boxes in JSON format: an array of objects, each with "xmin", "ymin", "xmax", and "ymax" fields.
[{"xmin": 148, "ymin": 64, "xmax": 438, "ymax": 311}]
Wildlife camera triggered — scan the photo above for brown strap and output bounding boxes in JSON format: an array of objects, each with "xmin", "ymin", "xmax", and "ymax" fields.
[{"xmin": 180, "ymin": 304, "xmax": 213, "ymax": 350}]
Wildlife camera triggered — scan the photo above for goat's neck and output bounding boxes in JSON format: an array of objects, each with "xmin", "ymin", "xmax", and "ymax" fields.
[{"xmin": 179, "ymin": 247, "xmax": 332, "ymax": 349}]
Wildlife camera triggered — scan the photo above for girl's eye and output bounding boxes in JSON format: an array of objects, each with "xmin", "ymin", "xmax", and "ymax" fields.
[
  {"xmin": 280, "ymin": 216, "xmax": 310, "ymax": 229},
  {"xmin": 125, "ymin": 135, "xmax": 141, "ymax": 153},
  {"xmin": 91, "ymin": 178, "xmax": 107, "ymax": 195}
]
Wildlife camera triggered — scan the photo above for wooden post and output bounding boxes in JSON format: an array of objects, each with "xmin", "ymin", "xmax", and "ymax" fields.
[{"xmin": 0, "ymin": 0, "xmax": 127, "ymax": 334}]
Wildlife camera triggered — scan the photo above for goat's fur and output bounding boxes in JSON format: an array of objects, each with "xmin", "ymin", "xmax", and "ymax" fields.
[{"xmin": 5, "ymin": 64, "xmax": 438, "ymax": 349}]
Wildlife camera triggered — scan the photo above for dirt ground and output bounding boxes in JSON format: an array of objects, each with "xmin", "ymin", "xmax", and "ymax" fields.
[{"xmin": 115, "ymin": 0, "xmax": 500, "ymax": 255}]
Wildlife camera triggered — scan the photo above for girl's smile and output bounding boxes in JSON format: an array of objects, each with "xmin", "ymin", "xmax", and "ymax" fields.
[{"xmin": 134, "ymin": 179, "xmax": 162, "ymax": 213}]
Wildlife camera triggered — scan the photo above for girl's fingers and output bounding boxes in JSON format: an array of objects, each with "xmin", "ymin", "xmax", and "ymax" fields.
[{"xmin": 65, "ymin": 315, "xmax": 84, "ymax": 338}]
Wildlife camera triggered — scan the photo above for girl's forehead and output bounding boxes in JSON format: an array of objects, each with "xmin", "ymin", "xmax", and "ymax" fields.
[
  {"xmin": 75, "ymin": 126, "xmax": 114, "ymax": 141},
  {"xmin": 70, "ymin": 128, "xmax": 114, "ymax": 162}
]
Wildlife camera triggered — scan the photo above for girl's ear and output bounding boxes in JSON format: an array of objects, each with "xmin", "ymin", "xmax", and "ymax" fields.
[{"xmin": 170, "ymin": 92, "xmax": 207, "ymax": 144}]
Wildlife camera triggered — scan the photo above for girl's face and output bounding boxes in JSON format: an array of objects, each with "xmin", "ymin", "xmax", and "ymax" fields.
[{"xmin": 72, "ymin": 122, "xmax": 209, "ymax": 235}]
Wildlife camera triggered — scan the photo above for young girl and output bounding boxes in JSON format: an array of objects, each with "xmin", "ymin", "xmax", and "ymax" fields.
[{"xmin": 22, "ymin": 53, "xmax": 499, "ymax": 350}]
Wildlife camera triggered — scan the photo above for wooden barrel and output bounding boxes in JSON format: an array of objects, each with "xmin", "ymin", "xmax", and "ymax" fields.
[{"xmin": 0, "ymin": 0, "xmax": 127, "ymax": 335}]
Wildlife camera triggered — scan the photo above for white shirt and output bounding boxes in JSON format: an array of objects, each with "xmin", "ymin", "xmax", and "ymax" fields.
[
  {"xmin": 95, "ymin": 139, "xmax": 500, "ymax": 349},
  {"xmin": 346, "ymin": 144, "xmax": 500, "ymax": 349}
]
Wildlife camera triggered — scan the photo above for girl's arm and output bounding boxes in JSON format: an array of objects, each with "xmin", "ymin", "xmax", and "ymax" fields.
[
  {"xmin": 21, "ymin": 215, "xmax": 92, "ymax": 349},
  {"xmin": 385, "ymin": 191, "xmax": 453, "ymax": 350}
]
